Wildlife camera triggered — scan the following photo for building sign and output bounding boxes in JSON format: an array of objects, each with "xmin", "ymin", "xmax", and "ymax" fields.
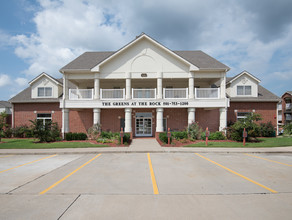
[{"xmin": 102, "ymin": 101, "xmax": 189, "ymax": 107}]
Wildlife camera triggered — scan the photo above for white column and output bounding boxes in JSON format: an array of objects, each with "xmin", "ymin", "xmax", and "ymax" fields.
[
  {"xmin": 157, "ymin": 72, "xmax": 163, "ymax": 99},
  {"xmin": 220, "ymin": 72, "xmax": 226, "ymax": 99},
  {"xmin": 94, "ymin": 73, "xmax": 100, "ymax": 100},
  {"xmin": 156, "ymin": 108, "xmax": 164, "ymax": 132},
  {"xmin": 124, "ymin": 108, "xmax": 132, "ymax": 132},
  {"xmin": 219, "ymin": 107, "xmax": 227, "ymax": 132},
  {"xmin": 188, "ymin": 72, "xmax": 195, "ymax": 99},
  {"xmin": 63, "ymin": 74, "xmax": 69, "ymax": 100},
  {"xmin": 93, "ymin": 108, "xmax": 101, "ymax": 124},
  {"xmin": 62, "ymin": 109, "xmax": 69, "ymax": 138},
  {"xmin": 188, "ymin": 107, "xmax": 195, "ymax": 125},
  {"xmin": 126, "ymin": 72, "xmax": 131, "ymax": 100}
]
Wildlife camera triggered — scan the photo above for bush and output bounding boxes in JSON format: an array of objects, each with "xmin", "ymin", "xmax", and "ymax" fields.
[
  {"xmin": 172, "ymin": 131, "xmax": 188, "ymax": 140},
  {"xmin": 30, "ymin": 120, "xmax": 61, "ymax": 142},
  {"xmin": 87, "ymin": 124, "xmax": 101, "ymax": 139},
  {"xmin": 259, "ymin": 121, "xmax": 275, "ymax": 137},
  {"xmin": 201, "ymin": 131, "xmax": 226, "ymax": 140},
  {"xmin": 227, "ymin": 113, "xmax": 261, "ymax": 142},
  {"xmin": 65, "ymin": 132, "xmax": 87, "ymax": 141},
  {"xmin": 12, "ymin": 125, "xmax": 29, "ymax": 138},
  {"xmin": 100, "ymin": 131, "xmax": 119, "ymax": 139},
  {"xmin": 283, "ymin": 123, "xmax": 292, "ymax": 135},
  {"xmin": 188, "ymin": 122, "xmax": 203, "ymax": 140},
  {"xmin": 3, "ymin": 127, "xmax": 13, "ymax": 138},
  {"xmin": 118, "ymin": 133, "xmax": 131, "ymax": 145},
  {"xmin": 159, "ymin": 132, "xmax": 172, "ymax": 144}
]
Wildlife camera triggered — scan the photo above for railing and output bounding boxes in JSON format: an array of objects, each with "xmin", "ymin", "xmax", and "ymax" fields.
[
  {"xmin": 163, "ymin": 88, "xmax": 188, "ymax": 99},
  {"xmin": 132, "ymin": 88, "xmax": 156, "ymax": 99},
  {"xmin": 286, "ymin": 103, "xmax": 292, "ymax": 110},
  {"xmin": 195, "ymin": 88, "xmax": 220, "ymax": 99},
  {"xmin": 69, "ymin": 89, "xmax": 93, "ymax": 100},
  {"xmin": 100, "ymin": 89, "xmax": 125, "ymax": 100},
  {"xmin": 286, "ymin": 114, "xmax": 292, "ymax": 121},
  {"xmin": 278, "ymin": 115, "xmax": 282, "ymax": 121},
  {"xmin": 277, "ymin": 104, "xmax": 282, "ymax": 110}
]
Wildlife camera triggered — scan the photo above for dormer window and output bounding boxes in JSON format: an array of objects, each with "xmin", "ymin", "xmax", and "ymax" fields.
[
  {"xmin": 237, "ymin": 86, "xmax": 251, "ymax": 96},
  {"xmin": 38, "ymin": 87, "xmax": 52, "ymax": 97}
]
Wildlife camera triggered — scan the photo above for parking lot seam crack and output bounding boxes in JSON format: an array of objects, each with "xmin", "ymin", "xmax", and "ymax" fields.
[{"xmin": 58, "ymin": 194, "xmax": 81, "ymax": 220}]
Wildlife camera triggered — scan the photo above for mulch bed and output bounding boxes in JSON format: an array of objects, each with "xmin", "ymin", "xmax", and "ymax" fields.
[{"xmin": 158, "ymin": 138, "xmax": 237, "ymax": 147}]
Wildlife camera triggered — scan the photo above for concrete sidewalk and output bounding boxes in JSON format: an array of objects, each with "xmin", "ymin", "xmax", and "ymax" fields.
[{"xmin": 0, "ymin": 137, "xmax": 292, "ymax": 154}]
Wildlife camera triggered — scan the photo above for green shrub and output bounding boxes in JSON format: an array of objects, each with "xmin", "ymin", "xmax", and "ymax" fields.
[
  {"xmin": 227, "ymin": 113, "xmax": 261, "ymax": 142},
  {"xmin": 119, "ymin": 133, "xmax": 131, "ymax": 144},
  {"xmin": 188, "ymin": 122, "xmax": 203, "ymax": 140},
  {"xmin": 159, "ymin": 132, "xmax": 172, "ymax": 144},
  {"xmin": 12, "ymin": 125, "xmax": 29, "ymax": 138},
  {"xmin": 3, "ymin": 127, "xmax": 13, "ymax": 138},
  {"xmin": 283, "ymin": 123, "xmax": 292, "ymax": 135},
  {"xmin": 30, "ymin": 120, "xmax": 60, "ymax": 142},
  {"xmin": 88, "ymin": 124, "xmax": 101, "ymax": 139},
  {"xmin": 201, "ymin": 131, "xmax": 226, "ymax": 140},
  {"xmin": 172, "ymin": 131, "xmax": 188, "ymax": 140},
  {"xmin": 65, "ymin": 132, "xmax": 87, "ymax": 141},
  {"xmin": 259, "ymin": 121, "xmax": 275, "ymax": 137}
]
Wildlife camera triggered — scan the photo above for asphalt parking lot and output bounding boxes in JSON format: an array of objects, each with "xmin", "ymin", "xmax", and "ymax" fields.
[{"xmin": 0, "ymin": 152, "xmax": 291, "ymax": 219}]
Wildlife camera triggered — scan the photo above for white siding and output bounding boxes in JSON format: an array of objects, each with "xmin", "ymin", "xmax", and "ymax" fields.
[{"xmin": 31, "ymin": 75, "xmax": 60, "ymax": 99}]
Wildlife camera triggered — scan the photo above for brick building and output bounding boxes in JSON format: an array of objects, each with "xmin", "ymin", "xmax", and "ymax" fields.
[{"xmin": 9, "ymin": 34, "xmax": 279, "ymax": 137}]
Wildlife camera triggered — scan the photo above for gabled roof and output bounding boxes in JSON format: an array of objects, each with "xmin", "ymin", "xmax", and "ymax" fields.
[
  {"xmin": 0, "ymin": 101, "xmax": 12, "ymax": 108},
  {"xmin": 281, "ymin": 91, "xmax": 292, "ymax": 97},
  {"xmin": 227, "ymin": 70, "xmax": 261, "ymax": 84},
  {"xmin": 29, "ymin": 72, "xmax": 63, "ymax": 86},
  {"xmin": 60, "ymin": 33, "xmax": 229, "ymax": 72}
]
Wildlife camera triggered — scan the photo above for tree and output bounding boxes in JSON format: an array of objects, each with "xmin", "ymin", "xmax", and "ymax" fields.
[
  {"xmin": 227, "ymin": 113, "xmax": 262, "ymax": 142},
  {"xmin": 30, "ymin": 119, "xmax": 60, "ymax": 142},
  {"xmin": 0, "ymin": 111, "xmax": 8, "ymax": 142}
]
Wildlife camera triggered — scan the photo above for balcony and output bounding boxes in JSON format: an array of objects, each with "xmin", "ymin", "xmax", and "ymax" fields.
[
  {"xmin": 277, "ymin": 104, "xmax": 282, "ymax": 111},
  {"xmin": 286, "ymin": 103, "xmax": 292, "ymax": 110},
  {"xmin": 163, "ymin": 88, "xmax": 188, "ymax": 99},
  {"xmin": 132, "ymin": 89, "xmax": 156, "ymax": 99},
  {"xmin": 100, "ymin": 89, "xmax": 125, "ymax": 100},
  {"xmin": 195, "ymin": 88, "xmax": 220, "ymax": 99},
  {"xmin": 69, "ymin": 89, "xmax": 93, "ymax": 100},
  {"xmin": 278, "ymin": 114, "xmax": 282, "ymax": 121}
]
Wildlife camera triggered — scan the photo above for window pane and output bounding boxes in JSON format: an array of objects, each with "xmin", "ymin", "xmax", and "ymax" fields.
[
  {"xmin": 38, "ymin": 88, "xmax": 44, "ymax": 97},
  {"xmin": 45, "ymin": 87, "xmax": 52, "ymax": 96},
  {"xmin": 245, "ymin": 86, "xmax": 251, "ymax": 95},
  {"xmin": 37, "ymin": 113, "xmax": 51, "ymax": 118},
  {"xmin": 237, "ymin": 86, "xmax": 243, "ymax": 95}
]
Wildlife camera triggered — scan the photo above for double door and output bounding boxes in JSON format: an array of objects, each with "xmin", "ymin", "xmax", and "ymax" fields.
[{"xmin": 135, "ymin": 114, "xmax": 152, "ymax": 137}]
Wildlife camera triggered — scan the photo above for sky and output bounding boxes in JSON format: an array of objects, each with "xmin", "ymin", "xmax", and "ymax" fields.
[{"xmin": 0, "ymin": 0, "xmax": 292, "ymax": 101}]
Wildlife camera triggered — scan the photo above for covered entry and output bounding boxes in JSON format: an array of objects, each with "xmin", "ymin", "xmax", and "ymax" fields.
[{"xmin": 135, "ymin": 112, "xmax": 152, "ymax": 137}]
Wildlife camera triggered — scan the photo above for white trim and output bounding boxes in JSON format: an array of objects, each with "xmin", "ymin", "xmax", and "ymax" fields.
[
  {"xmin": 37, "ymin": 87, "xmax": 53, "ymax": 98},
  {"xmin": 228, "ymin": 71, "xmax": 261, "ymax": 85},
  {"xmin": 29, "ymin": 72, "xmax": 62, "ymax": 86},
  {"xmin": 91, "ymin": 33, "xmax": 199, "ymax": 72},
  {"xmin": 135, "ymin": 115, "xmax": 152, "ymax": 137}
]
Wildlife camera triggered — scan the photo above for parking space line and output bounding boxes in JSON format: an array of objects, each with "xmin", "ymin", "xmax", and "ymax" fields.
[
  {"xmin": 195, "ymin": 153, "xmax": 278, "ymax": 193},
  {"xmin": 147, "ymin": 153, "xmax": 159, "ymax": 195},
  {"xmin": 39, "ymin": 154, "xmax": 101, "ymax": 195},
  {"xmin": 0, "ymin": 154, "xmax": 57, "ymax": 174},
  {"xmin": 245, "ymin": 153, "xmax": 292, "ymax": 167},
  {"xmin": 0, "ymin": 155, "xmax": 14, "ymax": 158}
]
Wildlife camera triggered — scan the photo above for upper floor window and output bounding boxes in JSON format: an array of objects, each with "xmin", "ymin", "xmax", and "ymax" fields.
[
  {"xmin": 237, "ymin": 86, "xmax": 251, "ymax": 96},
  {"xmin": 38, "ymin": 87, "xmax": 52, "ymax": 97}
]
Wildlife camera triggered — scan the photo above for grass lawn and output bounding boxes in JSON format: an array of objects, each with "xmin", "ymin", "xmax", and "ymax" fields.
[
  {"xmin": 0, "ymin": 139, "xmax": 109, "ymax": 149},
  {"xmin": 184, "ymin": 137, "xmax": 292, "ymax": 148}
]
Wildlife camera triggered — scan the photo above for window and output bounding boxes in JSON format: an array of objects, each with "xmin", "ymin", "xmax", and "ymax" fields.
[
  {"xmin": 237, "ymin": 112, "xmax": 251, "ymax": 121},
  {"xmin": 237, "ymin": 86, "xmax": 251, "ymax": 96},
  {"xmin": 38, "ymin": 87, "xmax": 52, "ymax": 97},
  {"xmin": 37, "ymin": 113, "xmax": 52, "ymax": 125},
  {"xmin": 163, "ymin": 118, "xmax": 167, "ymax": 132}
]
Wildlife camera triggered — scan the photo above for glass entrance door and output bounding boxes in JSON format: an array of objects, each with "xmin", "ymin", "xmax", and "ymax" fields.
[{"xmin": 135, "ymin": 117, "xmax": 152, "ymax": 136}]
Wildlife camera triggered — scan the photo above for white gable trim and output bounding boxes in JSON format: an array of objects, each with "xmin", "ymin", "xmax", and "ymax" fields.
[
  {"xmin": 91, "ymin": 33, "xmax": 199, "ymax": 72},
  {"xmin": 29, "ymin": 72, "xmax": 62, "ymax": 86},
  {"xmin": 227, "ymin": 71, "xmax": 261, "ymax": 85}
]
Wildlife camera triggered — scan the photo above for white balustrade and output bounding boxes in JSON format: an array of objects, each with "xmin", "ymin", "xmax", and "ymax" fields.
[
  {"xmin": 69, "ymin": 89, "xmax": 93, "ymax": 100},
  {"xmin": 132, "ymin": 88, "xmax": 156, "ymax": 99},
  {"xmin": 195, "ymin": 88, "xmax": 220, "ymax": 99},
  {"xmin": 100, "ymin": 89, "xmax": 125, "ymax": 100},
  {"xmin": 163, "ymin": 88, "xmax": 188, "ymax": 99}
]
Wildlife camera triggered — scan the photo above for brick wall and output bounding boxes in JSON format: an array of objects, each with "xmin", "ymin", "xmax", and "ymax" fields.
[
  {"xmin": 282, "ymin": 93, "xmax": 292, "ymax": 125},
  {"xmin": 101, "ymin": 109, "xmax": 124, "ymax": 132},
  {"xmin": 227, "ymin": 102, "xmax": 277, "ymax": 127},
  {"xmin": 196, "ymin": 108, "xmax": 220, "ymax": 132},
  {"xmin": 69, "ymin": 109, "xmax": 93, "ymax": 133},
  {"xmin": 164, "ymin": 108, "xmax": 188, "ymax": 131},
  {"xmin": 13, "ymin": 103, "xmax": 62, "ymax": 127}
]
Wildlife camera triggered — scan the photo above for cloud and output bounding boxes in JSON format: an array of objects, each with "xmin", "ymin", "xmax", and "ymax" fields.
[
  {"xmin": 0, "ymin": 74, "xmax": 11, "ymax": 87},
  {"xmin": 8, "ymin": 0, "xmax": 292, "ymax": 97},
  {"xmin": 15, "ymin": 77, "xmax": 29, "ymax": 87}
]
